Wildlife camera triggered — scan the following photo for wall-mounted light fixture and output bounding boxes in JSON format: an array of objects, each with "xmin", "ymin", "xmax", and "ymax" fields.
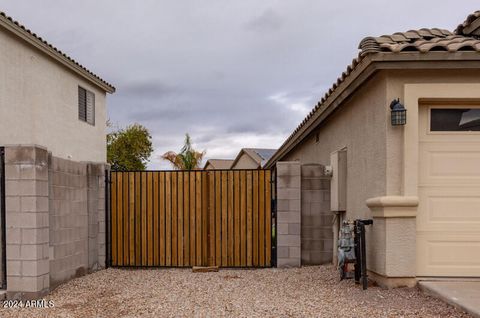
[{"xmin": 390, "ymin": 98, "xmax": 406, "ymax": 126}]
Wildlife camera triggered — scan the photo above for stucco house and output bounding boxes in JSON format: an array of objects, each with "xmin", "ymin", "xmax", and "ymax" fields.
[
  {"xmin": 0, "ymin": 11, "xmax": 114, "ymax": 299},
  {"xmin": 231, "ymin": 148, "xmax": 276, "ymax": 169},
  {"xmin": 267, "ymin": 11, "xmax": 480, "ymax": 287},
  {"xmin": 204, "ymin": 159, "xmax": 234, "ymax": 170}
]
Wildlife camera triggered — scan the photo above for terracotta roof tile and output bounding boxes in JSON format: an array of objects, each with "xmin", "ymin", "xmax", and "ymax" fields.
[
  {"xmin": 0, "ymin": 11, "xmax": 115, "ymax": 92},
  {"xmin": 455, "ymin": 10, "xmax": 480, "ymax": 36}
]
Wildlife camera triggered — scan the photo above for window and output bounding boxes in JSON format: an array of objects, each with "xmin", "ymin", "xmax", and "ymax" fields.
[
  {"xmin": 430, "ymin": 108, "xmax": 480, "ymax": 131},
  {"xmin": 78, "ymin": 86, "xmax": 95, "ymax": 125}
]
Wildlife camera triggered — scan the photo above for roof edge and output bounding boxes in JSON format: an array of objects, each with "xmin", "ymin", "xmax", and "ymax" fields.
[
  {"xmin": 0, "ymin": 13, "xmax": 115, "ymax": 93},
  {"xmin": 231, "ymin": 149, "xmax": 261, "ymax": 169},
  {"xmin": 265, "ymin": 52, "xmax": 480, "ymax": 169}
]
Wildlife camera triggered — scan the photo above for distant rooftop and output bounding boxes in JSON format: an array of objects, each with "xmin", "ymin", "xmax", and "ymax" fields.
[
  {"xmin": 241, "ymin": 148, "xmax": 277, "ymax": 168},
  {"xmin": 204, "ymin": 159, "xmax": 234, "ymax": 169}
]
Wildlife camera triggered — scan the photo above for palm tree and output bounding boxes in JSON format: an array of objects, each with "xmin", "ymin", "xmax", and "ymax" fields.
[{"xmin": 161, "ymin": 133, "xmax": 205, "ymax": 170}]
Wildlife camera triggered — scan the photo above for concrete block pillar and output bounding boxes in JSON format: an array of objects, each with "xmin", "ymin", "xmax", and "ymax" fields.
[
  {"xmin": 366, "ymin": 196, "xmax": 418, "ymax": 288},
  {"xmin": 276, "ymin": 161, "xmax": 301, "ymax": 267},
  {"xmin": 4, "ymin": 145, "xmax": 50, "ymax": 299}
]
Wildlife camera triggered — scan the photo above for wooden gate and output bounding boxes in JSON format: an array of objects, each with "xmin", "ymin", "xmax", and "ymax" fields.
[{"xmin": 109, "ymin": 170, "xmax": 272, "ymax": 267}]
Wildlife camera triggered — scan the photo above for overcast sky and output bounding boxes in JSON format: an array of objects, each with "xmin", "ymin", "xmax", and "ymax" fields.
[{"xmin": 0, "ymin": 1, "xmax": 477, "ymax": 168}]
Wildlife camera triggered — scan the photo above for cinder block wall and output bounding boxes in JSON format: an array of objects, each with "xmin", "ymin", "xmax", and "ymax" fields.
[
  {"xmin": 49, "ymin": 156, "xmax": 106, "ymax": 289},
  {"xmin": 300, "ymin": 164, "xmax": 332, "ymax": 265},
  {"xmin": 4, "ymin": 146, "xmax": 50, "ymax": 299},
  {"xmin": 276, "ymin": 162, "xmax": 301, "ymax": 267},
  {"xmin": 4, "ymin": 145, "xmax": 106, "ymax": 299}
]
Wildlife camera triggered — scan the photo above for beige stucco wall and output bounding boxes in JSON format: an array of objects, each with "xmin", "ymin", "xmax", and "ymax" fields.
[
  {"xmin": 281, "ymin": 67, "xmax": 480, "ymax": 284},
  {"xmin": 283, "ymin": 73, "xmax": 388, "ymax": 221},
  {"xmin": 384, "ymin": 69, "xmax": 480, "ymax": 197},
  {"xmin": 231, "ymin": 153, "xmax": 259, "ymax": 169},
  {"xmin": 0, "ymin": 28, "xmax": 107, "ymax": 163}
]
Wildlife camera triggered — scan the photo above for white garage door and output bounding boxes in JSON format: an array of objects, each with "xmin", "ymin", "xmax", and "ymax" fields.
[{"xmin": 417, "ymin": 104, "xmax": 480, "ymax": 277}]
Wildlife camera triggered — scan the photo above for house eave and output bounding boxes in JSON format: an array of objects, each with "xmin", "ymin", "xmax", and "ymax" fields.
[
  {"xmin": 265, "ymin": 52, "xmax": 480, "ymax": 169},
  {"xmin": 0, "ymin": 15, "xmax": 115, "ymax": 94}
]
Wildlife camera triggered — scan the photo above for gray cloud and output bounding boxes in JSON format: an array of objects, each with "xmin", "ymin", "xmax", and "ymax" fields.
[
  {"xmin": 1, "ymin": 0, "xmax": 477, "ymax": 169},
  {"xmin": 120, "ymin": 81, "xmax": 177, "ymax": 99},
  {"xmin": 245, "ymin": 8, "xmax": 283, "ymax": 32}
]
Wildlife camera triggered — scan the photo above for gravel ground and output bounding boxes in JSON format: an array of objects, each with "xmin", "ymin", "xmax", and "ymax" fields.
[{"xmin": 0, "ymin": 265, "xmax": 470, "ymax": 318}]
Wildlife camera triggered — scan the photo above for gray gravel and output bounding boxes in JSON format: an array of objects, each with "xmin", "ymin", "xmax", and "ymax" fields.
[{"xmin": 0, "ymin": 265, "xmax": 470, "ymax": 317}]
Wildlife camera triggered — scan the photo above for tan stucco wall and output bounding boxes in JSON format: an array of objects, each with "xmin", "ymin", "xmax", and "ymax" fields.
[
  {"xmin": 384, "ymin": 69, "xmax": 480, "ymax": 197},
  {"xmin": 283, "ymin": 73, "xmax": 388, "ymax": 221},
  {"xmin": 231, "ymin": 153, "xmax": 259, "ymax": 169},
  {"xmin": 281, "ymin": 67, "xmax": 480, "ymax": 283},
  {"xmin": 0, "ymin": 28, "xmax": 107, "ymax": 163}
]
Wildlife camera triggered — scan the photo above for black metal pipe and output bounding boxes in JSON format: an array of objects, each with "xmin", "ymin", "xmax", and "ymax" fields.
[
  {"xmin": 271, "ymin": 167, "xmax": 277, "ymax": 267},
  {"xmin": 359, "ymin": 222, "xmax": 368, "ymax": 290},
  {"xmin": 354, "ymin": 222, "xmax": 360, "ymax": 284},
  {"xmin": 353, "ymin": 219, "xmax": 373, "ymax": 290}
]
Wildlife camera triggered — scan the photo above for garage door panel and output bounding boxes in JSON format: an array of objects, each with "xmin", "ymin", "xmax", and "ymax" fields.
[
  {"xmin": 418, "ymin": 105, "xmax": 480, "ymax": 277},
  {"xmin": 417, "ymin": 187, "xmax": 480, "ymax": 232},
  {"xmin": 419, "ymin": 143, "xmax": 480, "ymax": 184},
  {"xmin": 417, "ymin": 233, "xmax": 480, "ymax": 277}
]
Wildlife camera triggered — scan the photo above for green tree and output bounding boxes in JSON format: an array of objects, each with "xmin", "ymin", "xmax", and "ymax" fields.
[
  {"xmin": 161, "ymin": 133, "xmax": 205, "ymax": 170},
  {"xmin": 107, "ymin": 123, "xmax": 154, "ymax": 171}
]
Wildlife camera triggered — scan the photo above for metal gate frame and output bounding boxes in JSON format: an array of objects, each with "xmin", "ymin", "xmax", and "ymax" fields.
[
  {"xmin": 0, "ymin": 147, "xmax": 7, "ymax": 288},
  {"xmin": 270, "ymin": 166, "xmax": 278, "ymax": 267},
  {"xmin": 106, "ymin": 169, "xmax": 277, "ymax": 268}
]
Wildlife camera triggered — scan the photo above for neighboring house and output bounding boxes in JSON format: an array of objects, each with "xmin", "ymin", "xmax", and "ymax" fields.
[
  {"xmin": 0, "ymin": 11, "xmax": 114, "ymax": 299},
  {"xmin": 267, "ymin": 11, "xmax": 480, "ymax": 287},
  {"xmin": 204, "ymin": 159, "xmax": 234, "ymax": 170},
  {"xmin": 231, "ymin": 148, "xmax": 276, "ymax": 169}
]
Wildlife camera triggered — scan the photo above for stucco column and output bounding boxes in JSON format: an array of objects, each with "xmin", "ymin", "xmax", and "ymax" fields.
[
  {"xmin": 276, "ymin": 162, "xmax": 301, "ymax": 267},
  {"xmin": 4, "ymin": 145, "xmax": 50, "ymax": 299},
  {"xmin": 366, "ymin": 196, "xmax": 417, "ymax": 288}
]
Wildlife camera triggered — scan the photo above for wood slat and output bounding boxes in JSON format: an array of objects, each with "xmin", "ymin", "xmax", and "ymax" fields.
[
  {"xmin": 221, "ymin": 171, "xmax": 228, "ymax": 267},
  {"xmin": 246, "ymin": 171, "xmax": 253, "ymax": 266},
  {"xmin": 177, "ymin": 172, "xmax": 184, "ymax": 266},
  {"xmin": 189, "ymin": 172, "xmax": 196, "ymax": 266},
  {"xmin": 202, "ymin": 172, "xmax": 208, "ymax": 266},
  {"xmin": 153, "ymin": 173, "xmax": 159, "ymax": 265},
  {"xmin": 123, "ymin": 172, "xmax": 129, "ymax": 265},
  {"xmin": 234, "ymin": 171, "xmax": 240, "ymax": 266},
  {"xmin": 184, "ymin": 172, "xmax": 190, "ymax": 267},
  {"xmin": 195, "ymin": 172, "xmax": 202, "ymax": 266},
  {"xmin": 159, "ymin": 172, "xmax": 166, "ymax": 266},
  {"xmin": 172, "ymin": 172, "xmax": 178, "ymax": 266},
  {"xmin": 165, "ymin": 172, "xmax": 172, "ymax": 266},
  {"xmin": 111, "ymin": 173, "xmax": 117, "ymax": 265},
  {"xmin": 147, "ymin": 172, "xmax": 153, "ymax": 266},
  {"xmin": 253, "ymin": 171, "xmax": 259, "ymax": 267},
  {"xmin": 141, "ymin": 172, "xmax": 147, "ymax": 266},
  {"xmin": 215, "ymin": 171, "xmax": 221, "ymax": 267},
  {"xmin": 208, "ymin": 172, "xmax": 215, "ymax": 266},
  {"xmin": 240, "ymin": 170, "xmax": 246, "ymax": 266},
  {"xmin": 117, "ymin": 172, "xmax": 123, "ymax": 266},
  {"xmin": 259, "ymin": 170, "xmax": 265, "ymax": 266},
  {"xmin": 129, "ymin": 172, "xmax": 135, "ymax": 266},
  {"xmin": 227, "ymin": 171, "xmax": 234, "ymax": 266},
  {"xmin": 135, "ymin": 172, "xmax": 141, "ymax": 266}
]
